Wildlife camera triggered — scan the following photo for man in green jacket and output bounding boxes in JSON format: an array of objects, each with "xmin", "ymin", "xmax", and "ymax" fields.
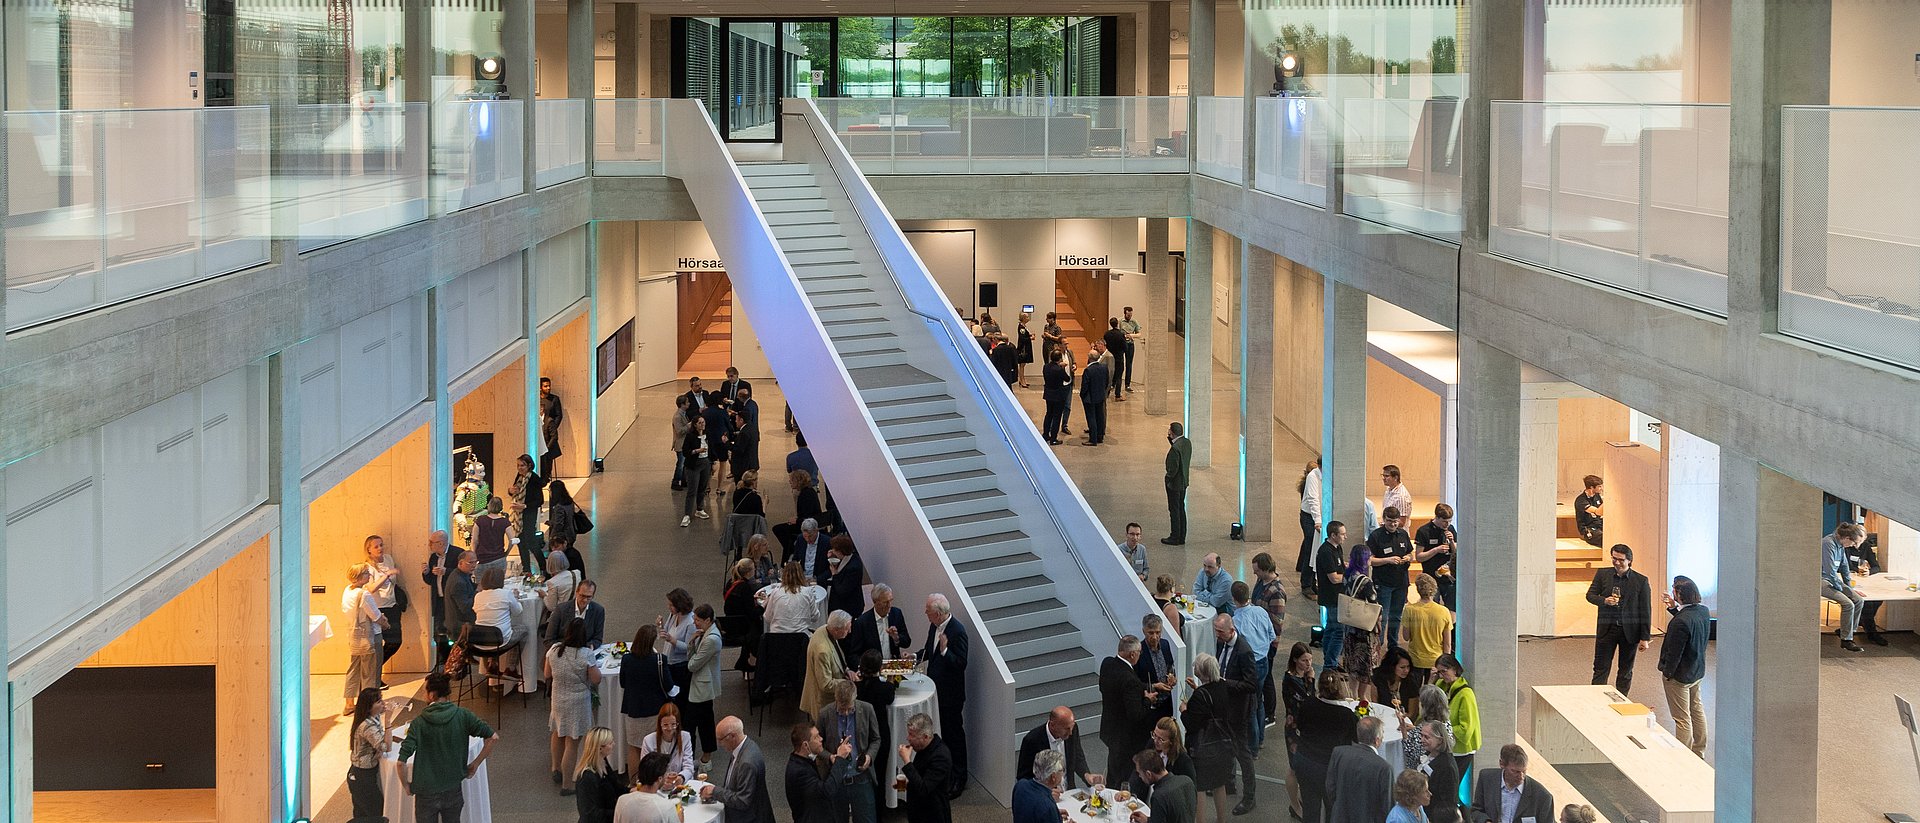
[
  {"xmin": 1163, "ymin": 422, "xmax": 1192, "ymax": 546},
  {"xmin": 399, "ymin": 671, "xmax": 499, "ymax": 823}
]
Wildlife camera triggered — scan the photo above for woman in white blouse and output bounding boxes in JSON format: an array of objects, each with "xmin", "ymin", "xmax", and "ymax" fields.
[
  {"xmin": 762, "ymin": 561, "xmax": 822, "ymax": 635},
  {"xmin": 639, "ymin": 703, "xmax": 697, "ymax": 786},
  {"xmin": 471, "ymin": 566, "xmax": 523, "ymax": 680}
]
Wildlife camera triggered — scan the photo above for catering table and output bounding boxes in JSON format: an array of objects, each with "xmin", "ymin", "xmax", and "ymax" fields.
[
  {"xmin": 757, "ymin": 583, "xmax": 829, "ymax": 631},
  {"xmin": 885, "ymin": 673, "xmax": 941, "ymax": 809},
  {"xmin": 1530, "ymin": 684, "xmax": 1714, "ymax": 823},
  {"xmin": 594, "ymin": 645, "xmax": 628, "ymax": 771},
  {"xmin": 503, "ymin": 577, "xmax": 546, "ymax": 693},
  {"xmin": 1058, "ymin": 786, "xmax": 1149, "ymax": 822},
  {"xmin": 1330, "ymin": 700, "xmax": 1404, "ymax": 766},
  {"xmin": 680, "ymin": 780, "xmax": 725, "ymax": 823},
  {"xmin": 308, "ymin": 615, "xmax": 333, "ymax": 649},
  {"xmin": 382, "ymin": 722, "xmax": 492, "ymax": 823},
  {"xmin": 1174, "ymin": 601, "xmax": 1219, "ymax": 703},
  {"xmin": 1853, "ymin": 572, "xmax": 1920, "ymax": 631}
]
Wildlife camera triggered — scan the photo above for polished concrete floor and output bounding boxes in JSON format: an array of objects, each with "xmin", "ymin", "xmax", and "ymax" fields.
[{"xmin": 310, "ymin": 362, "xmax": 1920, "ymax": 822}]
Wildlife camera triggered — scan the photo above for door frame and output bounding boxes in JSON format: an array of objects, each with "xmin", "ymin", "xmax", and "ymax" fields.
[{"xmin": 716, "ymin": 18, "xmax": 837, "ymax": 143}]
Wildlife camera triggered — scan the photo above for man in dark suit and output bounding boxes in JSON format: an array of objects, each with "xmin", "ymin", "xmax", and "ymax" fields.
[
  {"xmin": 680, "ymin": 376, "xmax": 710, "ymax": 413},
  {"xmin": 702, "ymin": 716, "xmax": 776, "ymax": 823},
  {"xmin": 898, "ymin": 713, "xmax": 954, "ymax": 823},
  {"xmin": 917, "ymin": 594, "xmax": 970, "ymax": 798},
  {"xmin": 1079, "ymin": 346, "xmax": 1110, "ymax": 445},
  {"xmin": 701, "ymin": 391, "xmax": 734, "ymax": 481},
  {"xmin": 1099, "ymin": 637, "xmax": 1159, "ymax": 786},
  {"xmin": 1129, "ymin": 749, "xmax": 1197, "ymax": 823},
  {"xmin": 1586, "ymin": 543, "xmax": 1653, "ymax": 694},
  {"xmin": 989, "ymin": 334, "xmax": 1019, "ymax": 386},
  {"xmin": 1016, "ymin": 706, "xmax": 1098, "ymax": 792},
  {"xmin": 825, "ymin": 536, "xmax": 866, "ymax": 618},
  {"xmin": 1209, "ymin": 613, "xmax": 1259, "ymax": 815},
  {"xmin": 544, "ymin": 579, "xmax": 606, "ymax": 647},
  {"xmin": 785, "ymin": 723, "xmax": 856, "ymax": 823},
  {"xmin": 538, "ymin": 376, "xmax": 563, "ymax": 478},
  {"xmin": 1136, "ymin": 614, "xmax": 1178, "ymax": 719},
  {"xmin": 718, "ymin": 366, "xmax": 752, "ymax": 409},
  {"xmin": 1325, "ymin": 717, "xmax": 1393, "ymax": 823},
  {"xmin": 1468, "ymin": 744, "xmax": 1555, "ymax": 823},
  {"xmin": 814, "ymin": 681, "xmax": 881, "ymax": 823},
  {"xmin": 1041, "ymin": 352, "xmax": 1073, "ymax": 445},
  {"xmin": 847, "ymin": 583, "xmax": 912, "ymax": 661},
  {"xmin": 1103, "ymin": 319, "xmax": 1130, "ymax": 400},
  {"xmin": 1163, "ymin": 422, "xmax": 1191, "ymax": 545},
  {"xmin": 784, "ymin": 521, "xmax": 832, "ymax": 582}
]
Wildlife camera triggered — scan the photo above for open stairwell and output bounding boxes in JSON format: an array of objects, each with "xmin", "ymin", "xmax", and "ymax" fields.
[{"xmin": 662, "ymin": 98, "xmax": 1165, "ymax": 804}]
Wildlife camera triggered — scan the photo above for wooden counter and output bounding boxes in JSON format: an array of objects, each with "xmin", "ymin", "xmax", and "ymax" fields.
[{"xmin": 1530, "ymin": 685, "xmax": 1713, "ymax": 823}]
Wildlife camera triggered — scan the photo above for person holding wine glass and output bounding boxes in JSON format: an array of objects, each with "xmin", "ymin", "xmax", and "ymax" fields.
[{"xmin": 1585, "ymin": 544, "xmax": 1652, "ymax": 695}]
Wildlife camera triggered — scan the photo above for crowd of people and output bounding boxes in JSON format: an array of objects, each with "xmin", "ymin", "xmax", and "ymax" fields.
[{"xmin": 331, "ymin": 362, "xmax": 1772, "ymax": 823}]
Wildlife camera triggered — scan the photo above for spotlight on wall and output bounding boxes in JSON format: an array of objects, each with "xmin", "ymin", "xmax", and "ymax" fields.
[
  {"xmin": 1230, "ymin": 522, "xmax": 1244, "ymax": 541},
  {"xmin": 1273, "ymin": 51, "xmax": 1305, "ymax": 97},
  {"xmin": 474, "ymin": 54, "xmax": 507, "ymax": 98}
]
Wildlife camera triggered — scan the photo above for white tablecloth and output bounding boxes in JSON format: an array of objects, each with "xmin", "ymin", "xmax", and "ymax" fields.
[
  {"xmin": 503, "ymin": 581, "xmax": 544, "ymax": 693},
  {"xmin": 757, "ymin": 583, "xmax": 829, "ymax": 631},
  {"xmin": 1330, "ymin": 700, "xmax": 1404, "ymax": 766},
  {"xmin": 681, "ymin": 780, "xmax": 726, "ymax": 823},
  {"xmin": 885, "ymin": 674, "xmax": 940, "ymax": 809},
  {"xmin": 1176, "ymin": 601, "xmax": 1219, "ymax": 703},
  {"xmin": 1058, "ymin": 787, "xmax": 1148, "ymax": 823},
  {"xmin": 308, "ymin": 615, "xmax": 334, "ymax": 649},
  {"xmin": 594, "ymin": 645, "xmax": 628, "ymax": 771},
  {"xmin": 382, "ymin": 723, "xmax": 492, "ymax": 823}
]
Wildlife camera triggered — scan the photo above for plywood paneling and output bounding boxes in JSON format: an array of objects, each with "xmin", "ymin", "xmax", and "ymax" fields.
[
  {"xmin": 1273, "ymin": 258, "xmax": 1323, "ymax": 450},
  {"xmin": 214, "ymin": 539, "xmax": 272, "ymax": 823},
  {"xmin": 538, "ymin": 313, "xmax": 593, "ymax": 479},
  {"xmin": 1365, "ymin": 357, "xmax": 1444, "ymax": 518},
  {"xmin": 453, "ymin": 357, "xmax": 531, "ymax": 484},
  {"xmin": 1558, "ymin": 397, "xmax": 1628, "ymax": 501},
  {"xmin": 1604, "ymin": 443, "xmax": 1668, "ymax": 596},
  {"xmin": 307, "ymin": 426, "xmax": 433, "ymax": 676},
  {"xmin": 77, "ymin": 581, "xmax": 219, "ymax": 668}
]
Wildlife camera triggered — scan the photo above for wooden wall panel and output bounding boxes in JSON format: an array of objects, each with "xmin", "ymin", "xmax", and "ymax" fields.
[
  {"xmin": 1365, "ymin": 357, "xmax": 1444, "ymax": 518},
  {"xmin": 306, "ymin": 426, "xmax": 433, "ymax": 676},
  {"xmin": 1558, "ymin": 397, "xmax": 1628, "ymax": 501},
  {"xmin": 452, "ymin": 357, "xmax": 530, "ymax": 483},
  {"xmin": 77, "ymin": 578, "xmax": 219, "ymax": 668},
  {"xmin": 538, "ymin": 313, "xmax": 593, "ymax": 479},
  {"xmin": 1604, "ymin": 443, "xmax": 1668, "ymax": 596},
  {"xmin": 214, "ymin": 538, "xmax": 271, "ymax": 823}
]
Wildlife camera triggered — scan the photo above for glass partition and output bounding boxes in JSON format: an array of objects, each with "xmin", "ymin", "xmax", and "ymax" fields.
[
  {"xmin": 535, "ymin": 99, "xmax": 589, "ymax": 187},
  {"xmin": 1489, "ymin": 102, "xmax": 1729, "ymax": 315},
  {"xmin": 1339, "ymin": 95, "xmax": 1463, "ymax": 241},
  {"xmin": 812, "ymin": 96, "xmax": 1186, "ymax": 174},
  {"xmin": 286, "ymin": 102, "xmax": 430, "ymax": 251},
  {"xmin": 1780, "ymin": 106, "xmax": 1920, "ymax": 368},
  {"xmin": 593, "ymin": 99, "xmax": 667, "ymax": 175},
  {"xmin": 6, "ymin": 107, "xmax": 270, "ymax": 330},
  {"xmin": 433, "ymin": 99, "xmax": 526, "ymax": 214},
  {"xmin": 1194, "ymin": 96, "xmax": 1245, "ymax": 183},
  {"xmin": 1253, "ymin": 96, "xmax": 1329, "ymax": 207}
]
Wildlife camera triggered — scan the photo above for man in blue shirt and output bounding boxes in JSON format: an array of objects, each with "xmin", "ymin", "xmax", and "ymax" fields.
[
  {"xmin": 1230, "ymin": 581, "xmax": 1276, "ymax": 754},
  {"xmin": 1193, "ymin": 553, "xmax": 1234, "ymax": 612},
  {"xmin": 1821, "ymin": 523, "xmax": 1866, "ymax": 652}
]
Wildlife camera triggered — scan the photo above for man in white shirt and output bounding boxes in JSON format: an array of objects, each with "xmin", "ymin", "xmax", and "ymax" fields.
[
  {"xmin": 614, "ymin": 751, "xmax": 684, "ymax": 823},
  {"xmin": 1116, "ymin": 522, "xmax": 1149, "ymax": 581},
  {"xmin": 1381, "ymin": 464, "xmax": 1412, "ymax": 524}
]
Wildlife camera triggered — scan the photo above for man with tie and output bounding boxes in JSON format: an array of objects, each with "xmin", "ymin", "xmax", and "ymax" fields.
[
  {"xmin": 848, "ymin": 584, "xmax": 912, "ymax": 661},
  {"xmin": 719, "ymin": 366, "xmax": 753, "ymax": 409},
  {"xmin": 917, "ymin": 594, "xmax": 970, "ymax": 799},
  {"xmin": 1099, "ymin": 636, "xmax": 1159, "ymax": 786},
  {"xmin": 1209, "ymin": 613, "xmax": 1259, "ymax": 815},
  {"xmin": 701, "ymin": 716, "xmax": 775, "ymax": 823}
]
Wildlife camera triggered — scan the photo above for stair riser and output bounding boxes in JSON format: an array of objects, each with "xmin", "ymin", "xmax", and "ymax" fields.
[
  {"xmin": 1011, "ymin": 656, "xmax": 1093, "ymax": 686},
  {"xmin": 855, "ymin": 381, "xmax": 948, "ymax": 404},
  {"xmin": 840, "ymin": 350, "xmax": 912, "ymax": 370},
  {"xmin": 955, "ymin": 557, "xmax": 1049, "ymax": 588},
  {"xmin": 793, "ymin": 264, "xmax": 866, "ymax": 281},
  {"xmin": 1016, "ymin": 685, "xmax": 1102, "ymax": 720},
  {"xmin": 917, "ymin": 494, "xmax": 1007, "ymax": 522},
  {"xmin": 896, "ymin": 454, "xmax": 989, "ymax": 482},
  {"xmin": 808, "ymin": 290, "xmax": 885, "ymax": 310},
  {"xmin": 998, "ymin": 630, "xmax": 1084, "ymax": 660},
  {"xmin": 942, "ymin": 536, "xmax": 1032, "ymax": 566},
  {"xmin": 972, "ymin": 581, "xmax": 1058, "ymax": 612},
  {"xmin": 750, "ymin": 186, "xmax": 824, "ymax": 201},
  {"xmin": 756, "ymin": 200, "xmax": 832, "ymax": 215},
  {"xmin": 929, "ymin": 514, "xmax": 1022, "ymax": 542},
  {"xmin": 908, "ymin": 473, "xmax": 1000, "ymax": 499},
  {"xmin": 736, "ymin": 164, "xmax": 809, "ymax": 177},
  {"xmin": 889, "ymin": 434, "xmax": 979, "ymax": 460},
  {"xmin": 787, "ymin": 249, "xmax": 862, "ymax": 266},
  {"xmin": 866, "ymin": 397, "xmax": 957, "ymax": 421},
  {"xmin": 813, "ymin": 304, "xmax": 885, "ymax": 323},
  {"xmin": 779, "ymin": 235, "xmax": 853, "ymax": 253},
  {"xmin": 764, "ymin": 211, "xmax": 832, "ymax": 227},
  {"xmin": 831, "ymin": 336, "xmax": 902, "ymax": 356},
  {"xmin": 985, "ymin": 606, "xmax": 1071, "ymax": 635},
  {"xmin": 877, "ymin": 417, "xmax": 969, "ymax": 441},
  {"xmin": 771, "ymin": 223, "xmax": 843, "ymax": 240}
]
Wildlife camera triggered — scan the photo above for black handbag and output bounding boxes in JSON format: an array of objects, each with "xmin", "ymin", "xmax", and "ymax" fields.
[
  {"xmin": 392, "ymin": 582, "xmax": 410, "ymax": 613},
  {"xmin": 573, "ymin": 508, "xmax": 595, "ymax": 534},
  {"xmin": 1188, "ymin": 688, "xmax": 1237, "ymax": 777}
]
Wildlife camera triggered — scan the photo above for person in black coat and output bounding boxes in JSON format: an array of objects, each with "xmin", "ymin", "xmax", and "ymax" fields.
[
  {"xmin": 1416, "ymin": 721, "xmax": 1462, "ymax": 823},
  {"xmin": 899, "ymin": 715, "xmax": 954, "ymax": 823},
  {"xmin": 1203, "ymin": 615, "xmax": 1260, "ymax": 815},
  {"xmin": 1657, "ymin": 575, "xmax": 1711, "ymax": 756},
  {"xmin": 1041, "ymin": 354, "xmax": 1073, "ymax": 445},
  {"xmin": 917, "ymin": 595, "xmax": 970, "ymax": 797},
  {"xmin": 1325, "ymin": 717, "xmax": 1393, "ymax": 823},
  {"xmin": 1016, "ymin": 707, "xmax": 1097, "ymax": 791},
  {"xmin": 1102, "ymin": 319, "xmax": 1129, "ymax": 400},
  {"xmin": 1292, "ymin": 670, "xmax": 1359, "ymax": 823},
  {"xmin": 989, "ymin": 334, "xmax": 1019, "ymax": 386},
  {"xmin": 1135, "ymin": 615, "xmax": 1179, "ymax": 720},
  {"xmin": 1079, "ymin": 350, "xmax": 1110, "ymax": 445},
  {"xmin": 785, "ymin": 724, "xmax": 856, "ymax": 823},
  {"xmin": 573, "ymin": 744, "xmax": 625, "ymax": 823},
  {"xmin": 847, "ymin": 585, "xmax": 912, "ymax": 661},
  {"xmin": 1586, "ymin": 543, "xmax": 1654, "ymax": 694},
  {"xmin": 718, "ymin": 368, "xmax": 752, "ymax": 410},
  {"xmin": 824, "ymin": 536, "xmax": 865, "ymax": 619},
  {"xmin": 1100, "ymin": 638, "xmax": 1159, "ymax": 786}
]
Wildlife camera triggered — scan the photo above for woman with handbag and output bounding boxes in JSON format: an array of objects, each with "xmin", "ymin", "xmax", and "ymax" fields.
[
  {"xmin": 621, "ymin": 624, "xmax": 676, "ymax": 770},
  {"xmin": 1179, "ymin": 654, "xmax": 1240, "ymax": 823},
  {"xmin": 1291, "ymin": 670, "xmax": 1359, "ymax": 823},
  {"xmin": 548, "ymin": 479, "xmax": 582, "ymax": 548},
  {"xmin": 1337, "ymin": 544, "xmax": 1384, "ymax": 685}
]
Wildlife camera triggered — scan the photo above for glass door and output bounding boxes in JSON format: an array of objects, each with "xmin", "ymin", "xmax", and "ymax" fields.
[{"xmin": 714, "ymin": 19, "xmax": 835, "ymax": 142}]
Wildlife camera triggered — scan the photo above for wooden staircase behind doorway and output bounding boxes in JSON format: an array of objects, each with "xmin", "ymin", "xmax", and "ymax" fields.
[
  {"xmin": 678, "ymin": 274, "xmax": 734, "ymax": 379},
  {"xmin": 1053, "ymin": 271, "xmax": 1110, "ymax": 357}
]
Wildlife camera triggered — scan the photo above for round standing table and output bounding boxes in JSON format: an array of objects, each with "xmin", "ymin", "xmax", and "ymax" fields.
[{"xmin": 884, "ymin": 673, "xmax": 941, "ymax": 809}]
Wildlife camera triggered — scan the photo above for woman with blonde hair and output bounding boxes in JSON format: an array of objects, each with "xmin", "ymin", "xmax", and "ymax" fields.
[
  {"xmin": 741, "ymin": 534, "xmax": 775, "ymax": 586},
  {"xmin": 1297, "ymin": 457, "xmax": 1323, "ymax": 596},
  {"xmin": 1152, "ymin": 574, "xmax": 1184, "ymax": 632},
  {"xmin": 1387, "ymin": 768, "xmax": 1432, "ymax": 823},
  {"xmin": 1559, "ymin": 805, "xmax": 1599, "ymax": 823},
  {"xmin": 1127, "ymin": 716, "xmax": 1197, "ymax": 798},
  {"xmin": 572, "ymin": 726, "xmax": 621, "ymax": 822},
  {"xmin": 765, "ymin": 560, "xmax": 820, "ymax": 634},
  {"xmin": 772, "ymin": 468, "xmax": 823, "ymax": 548},
  {"xmin": 341, "ymin": 563, "xmax": 388, "ymax": 715}
]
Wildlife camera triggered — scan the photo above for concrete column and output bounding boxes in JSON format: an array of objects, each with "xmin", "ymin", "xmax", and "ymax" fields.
[
  {"xmin": 428, "ymin": 289, "xmax": 454, "ymax": 534},
  {"xmin": 1145, "ymin": 219, "xmax": 1174, "ymax": 416},
  {"xmin": 524, "ymin": 253, "xmax": 543, "ymax": 457},
  {"xmin": 503, "ymin": 0, "xmax": 536, "ymax": 195},
  {"xmin": 1516, "ymin": 396, "xmax": 1559, "ymax": 636},
  {"xmin": 1240, "ymin": 17, "xmax": 1257, "ymax": 186},
  {"xmin": 1456, "ymin": 335, "xmax": 1522, "ymax": 751},
  {"xmin": 1147, "ymin": 2, "xmax": 1171, "ymax": 141},
  {"xmin": 1461, "ymin": 0, "xmax": 1525, "ymax": 254},
  {"xmin": 1239, "ymin": 243, "xmax": 1277, "ymax": 541},
  {"xmin": 1116, "ymin": 14, "xmax": 1137, "ymax": 97},
  {"xmin": 649, "ymin": 16, "xmax": 672, "ymax": 100},
  {"xmin": 584, "ymin": 222, "xmax": 602, "ymax": 461},
  {"xmin": 614, "ymin": 5, "xmax": 642, "ymax": 97},
  {"xmin": 404, "ymin": 0, "xmax": 431, "ymax": 190},
  {"xmin": 266, "ymin": 353, "xmax": 307, "ymax": 820},
  {"xmin": 1188, "ymin": 0, "xmax": 1215, "ymax": 98},
  {"xmin": 1184, "ymin": 221, "xmax": 1215, "ymax": 468},
  {"xmin": 1726, "ymin": 1, "xmax": 1829, "ymax": 337},
  {"xmin": 567, "ymin": 0, "xmax": 596, "ymax": 166},
  {"xmin": 1320, "ymin": 279, "xmax": 1368, "ymax": 539},
  {"xmin": 1715, "ymin": 453, "xmax": 1820, "ymax": 823}
]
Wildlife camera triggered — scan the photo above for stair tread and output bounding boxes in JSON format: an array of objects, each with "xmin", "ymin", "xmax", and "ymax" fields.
[
  {"xmin": 1017, "ymin": 671, "xmax": 1100, "ymax": 700},
  {"xmin": 969, "ymin": 573, "xmax": 1052, "ymax": 596},
  {"xmin": 847, "ymin": 364, "xmax": 941, "ymax": 389},
  {"xmin": 879, "ymin": 412, "xmax": 967, "ymax": 428},
  {"xmin": 869, "ymin": 393, "xmax": 954, "ymax": 407},
  {"xmin": 1006, "ymin": 646, "xmax": 1094, "ymax": 671},
  {"xmin": 941, "ymin": 529, "xmax": 1029, "ymax": 550},
  {"xmin": 906, "ymin": 468, "xmax": 996, "ymax": 487},
  {"xmin": 984, "ymin": 598, "xmax": 1066, "ymax": 622},
  {"xmin": 890, "ymin": 430, "xmax": 974, "ymax": 447},
  {"xmin": 993, "ymin": 621, "xmax": 1072, "ymax": 645},
  {"xmin": 917, "ymin": 488, "xmax": 1004, "ymax": 507},
  {"xmin": 929, "ymin": 508, "xmax": 1016, "ymax": 528}
]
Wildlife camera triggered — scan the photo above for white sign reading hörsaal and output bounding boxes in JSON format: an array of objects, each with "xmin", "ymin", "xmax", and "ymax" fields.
[{"xmin": 1057, "ymin": 254, "xmax": 1109, "ymax": 268}]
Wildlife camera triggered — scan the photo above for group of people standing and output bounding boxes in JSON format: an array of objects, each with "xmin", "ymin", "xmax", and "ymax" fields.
[{"xmin": 671, "ymin": 369, "xmax": 763, "ymax": 528}]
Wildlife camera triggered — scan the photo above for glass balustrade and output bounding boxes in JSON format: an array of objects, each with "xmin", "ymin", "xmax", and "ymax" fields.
[
  {"xmin": 1252, "ymin": 96, "xmax": 1329, "ymax": 207},
  {"xmin": 1193, "ymin": 96, "xmax": 1245, "ymax": 183},
  {"xmin": 1780, "ymin": 106, "xmax": 1920, "ymax": 369},
  {"xmin": 285, "ymin": 102, "xmax": 430, "ymax": 252},
  {"xmin": 1489, "ymin": 101, "xmax": 1730, "ymax": 315},
  {"xmin": 1339, "ymin": 95, "xmax": 1464, "ymax": 242},
  {"xmin": 593, "ymin": 99, "xmax": 667, "ymax": 176},
  {"xmin": 534, "ymin": 99, "xmax": 588, "ymax": 188},
  {"xmin": 813, "ymin": 96, "xmax": 1188, "ymax": 174},
  {"xmin": 432, "ymin": 98, "xmax": 526, "ymax": 215}
]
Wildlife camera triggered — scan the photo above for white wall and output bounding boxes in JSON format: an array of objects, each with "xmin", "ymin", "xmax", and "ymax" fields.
[
  {"xmin": 292, "ymin": 296, "xmax": 429, "ymax": 476},
  {"xmin": 442, "ymin": 254, "xmax": 527, "ymax": 381},
  {"xmin": 535, "ymin": 226, "xmax": 590, "ymax": 325},
  {"xmin": 1831, "ymin": 0, "xmax": 1920, "ymax": 107},
  {"xmin": 1664, "ymin": 425, "xmax": 1721, "ymax": 606}
]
